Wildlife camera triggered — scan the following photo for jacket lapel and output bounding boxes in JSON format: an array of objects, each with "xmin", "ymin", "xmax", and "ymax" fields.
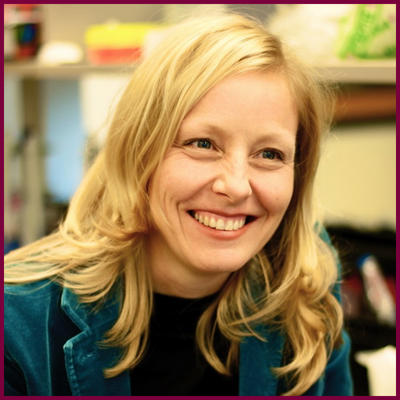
[
  {"xmin": 60, "ymin": 286, "xmax": 285, "ymax": 396},
  {"xmin": 61, "ymin": 287, "xmax": 131, "ymax": 396},
  {"xmin": 239, "ymin": 324, "xmax": 285, "ymax": 396}
]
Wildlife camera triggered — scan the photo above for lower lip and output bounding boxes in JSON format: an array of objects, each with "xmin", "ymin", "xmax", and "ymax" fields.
[{"xmin": 188, "ymin": 213, "xmax": 252, "ymax": 240}]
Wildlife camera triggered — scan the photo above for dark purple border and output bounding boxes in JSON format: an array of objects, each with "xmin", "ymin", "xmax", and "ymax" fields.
[{"xmin": 2, "ymin": 3, "xmax": 397, "ymax": 400}]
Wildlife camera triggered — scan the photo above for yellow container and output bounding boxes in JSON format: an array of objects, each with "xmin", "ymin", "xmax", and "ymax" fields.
[{"xmin": 85, "ymin": 22, "xmax": 163, "ymax": 64}]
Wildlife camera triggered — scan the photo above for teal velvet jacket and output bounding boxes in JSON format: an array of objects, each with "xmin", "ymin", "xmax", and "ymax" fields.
[{"xmin": 4, "ymin": 278, "xmax": 353, "ymax": 396}]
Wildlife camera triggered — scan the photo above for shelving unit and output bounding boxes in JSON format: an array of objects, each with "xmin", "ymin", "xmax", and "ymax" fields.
[
  {"xmin": 4, "ymin": 58, "xmax": 396, "ymax": 83},
  {"xmin": 4, "ymin": 61, "xmax": 134, "ymax": 79}
]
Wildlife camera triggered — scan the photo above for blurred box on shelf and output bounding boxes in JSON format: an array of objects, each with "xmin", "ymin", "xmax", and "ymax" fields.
[
  {"xmin": 4, "ymin": 4, "xmax": 42, "ymax": 60},
  {"xmin": 84, "ymin": 22, "xmax": 165, "ymax": 65},
  {"xmin": 336, "ymin": 4, "xmax": 396, "ymax": 60},
  {"xmin": 267, "ymin": 4, "xmax": 396, "ymax": 63}
]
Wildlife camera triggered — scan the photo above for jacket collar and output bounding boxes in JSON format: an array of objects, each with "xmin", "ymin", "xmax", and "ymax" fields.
[
  {"xmin": 61, "ymin": 284, "xmax": 120, "ymax": 332},
  {"xmin": 61, "ymin": 286, "xmax": 131, "ymax": 396},
  {"xmin": 60, "ymin": 286, "xmax": 285, "ymax": 396}
]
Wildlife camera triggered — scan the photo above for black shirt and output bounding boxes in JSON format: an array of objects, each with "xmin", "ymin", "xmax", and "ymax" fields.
[{"xmin": 129, "ymin": 292, "xmax": 238, "ymax": 395}]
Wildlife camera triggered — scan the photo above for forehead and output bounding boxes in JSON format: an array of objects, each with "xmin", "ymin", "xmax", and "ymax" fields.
[{"xmin": 179, "ymin": 71, "xmax": 298, "ymax": 144}]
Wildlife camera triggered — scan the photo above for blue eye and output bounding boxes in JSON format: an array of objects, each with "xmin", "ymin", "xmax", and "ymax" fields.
[
  {"xmin": 181, "ymin": 138, "xmax": 215, "ymax": 151},
  {"xmin": 196, "ymin": 139, "xmax": 212, "ymax": 149},
  {"xmin": 262, "ymin": 150, "xmax": 277, "ymax": 159}
]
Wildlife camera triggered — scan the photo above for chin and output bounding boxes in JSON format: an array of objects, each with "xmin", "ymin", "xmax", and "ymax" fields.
[{"xmin": 191, "ymin": 255, "xmax": 254, "ymax": 275}]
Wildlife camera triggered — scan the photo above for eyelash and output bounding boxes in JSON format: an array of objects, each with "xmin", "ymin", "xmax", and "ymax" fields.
[{"xmin": 182, "ymin": 137, "xmax": 285, "ymax": 162}]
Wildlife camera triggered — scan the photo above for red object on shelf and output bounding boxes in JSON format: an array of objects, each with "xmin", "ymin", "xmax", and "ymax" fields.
[
  {"xmin": 15, "ymin": 4, "xmax": 37, "ymax": 11},
  {"xmin": 4, "ymin": 4, "xmax": 42, "ymax": 24},
  {"xmin": 87, "ymin": 47, "xmax": 142, "ymax": 65}
]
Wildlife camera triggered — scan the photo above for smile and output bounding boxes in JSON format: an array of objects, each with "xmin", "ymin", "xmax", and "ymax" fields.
[{"xmin": 189, "ymin": 210, "xmax": 252, "ymax": 231}]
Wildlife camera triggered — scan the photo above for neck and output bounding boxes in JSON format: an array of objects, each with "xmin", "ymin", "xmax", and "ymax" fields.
[
  {"xmin": 151, "ymin": 267, "xmax": 229, "ymax": 299},
  {"xmin": 147, "ymin": 240, "xmax": 230, "ymax": 299}
]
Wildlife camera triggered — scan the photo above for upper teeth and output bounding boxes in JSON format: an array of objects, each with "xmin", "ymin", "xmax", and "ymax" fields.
[{"xmin": 194, "ymin": 212, "xmax": 246, "ymax": 231}]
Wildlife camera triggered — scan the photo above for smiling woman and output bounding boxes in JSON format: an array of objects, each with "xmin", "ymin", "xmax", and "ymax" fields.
[
  {"xmin": 4, "ymin": 14, "xmax": 353, "ymax": 396},
  {"xmin": 148, "ymin": 72, "xmax": 297, "ymax": 297}
]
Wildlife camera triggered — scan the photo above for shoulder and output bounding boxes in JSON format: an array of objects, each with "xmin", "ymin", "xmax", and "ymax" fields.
[
  {"xmin": 4, "ymin": 279, "xmax": 83, "ymax": 396},
  {"xmin": 5, "ymin": 279, "xmax": 63, "ymax": 315},
  {"xmin": 5, "ymin": 277, "xmax": 122, "ymax": 340},
  {"xmin": 4, "ymin": 280, "xmax": 64, "ymax": 344},
  {"xmin": 4, "ymin": 278, "xmax": 85, "ymax": 367}
]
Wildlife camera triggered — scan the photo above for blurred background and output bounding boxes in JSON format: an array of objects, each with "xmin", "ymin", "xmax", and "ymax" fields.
[{"xmin": 3, "ymin": 4, "xmax": 396, "ymax": 396}]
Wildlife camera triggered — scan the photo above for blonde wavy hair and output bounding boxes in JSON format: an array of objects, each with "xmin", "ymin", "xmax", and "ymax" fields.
[{"xmin": 5, "ymin": 14, "xmax": 343, "ymax": 396}]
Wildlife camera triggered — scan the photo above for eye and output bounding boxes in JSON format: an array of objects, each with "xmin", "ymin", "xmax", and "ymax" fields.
[
  {"xmin": 262, "ymin": 150, "xmax": 278, "ymax": 160},
  {"xmin": 195, "ymin": 139, "xmax": 212, "ymax": 149},
  {"xmin": 253, "ymin": 148, "xmax": 286, "ymax": 168},
  {"xmin": 183, "ymin": 138, "xmax": 214, "ymax": 150},
  {"xmin": 260, "ymin": 149, "xmax": 284, "ymax": 161}
]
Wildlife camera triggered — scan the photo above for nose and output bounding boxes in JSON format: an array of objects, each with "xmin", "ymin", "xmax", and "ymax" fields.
[{"xmin": 212, "ymin": 158, "xmax": 252, "ymax": 203}]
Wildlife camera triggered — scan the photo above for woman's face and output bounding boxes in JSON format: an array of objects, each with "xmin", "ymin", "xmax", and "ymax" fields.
[{"xmin": 148, "ymin": 71, "xmax": 298, "ymax": 296}]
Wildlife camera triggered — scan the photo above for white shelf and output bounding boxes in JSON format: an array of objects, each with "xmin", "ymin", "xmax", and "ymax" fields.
[
  {"xmin": 317, "ymin": 59, "xmax": 396, "ymax": 84},
  {"xmin": 4, "ymin": 61, "xmax": 135, "ymax": 79},
  {"xmin": 5, "ymin": 59, "xmax": 396, "ymax": 84}
]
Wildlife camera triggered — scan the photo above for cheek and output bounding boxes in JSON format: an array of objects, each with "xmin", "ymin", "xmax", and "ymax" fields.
[
  {"xmin": 254, "ymin": 169, "xmax": 294, "ymax": 212},
  {"xmin": 151, "ymin": 159, "xmax": 214, "ymax": 205}
]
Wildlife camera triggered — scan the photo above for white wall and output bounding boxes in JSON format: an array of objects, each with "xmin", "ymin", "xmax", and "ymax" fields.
[
  {"xmin": 42, "ymin": 4, "xmax": 164, "ymax": 48},
  {"xmin": 316, "ymin": 122, "xmax": 396, "ymax": 230},
  {"xmin": 43, "ymin": 80, "xmax": 86, "ymax": 203}
]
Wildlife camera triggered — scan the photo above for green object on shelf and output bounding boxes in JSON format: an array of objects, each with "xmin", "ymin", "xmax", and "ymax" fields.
[{"xmin": 335, "ymin": 4, "xmax": 396, "ymax": 59}]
